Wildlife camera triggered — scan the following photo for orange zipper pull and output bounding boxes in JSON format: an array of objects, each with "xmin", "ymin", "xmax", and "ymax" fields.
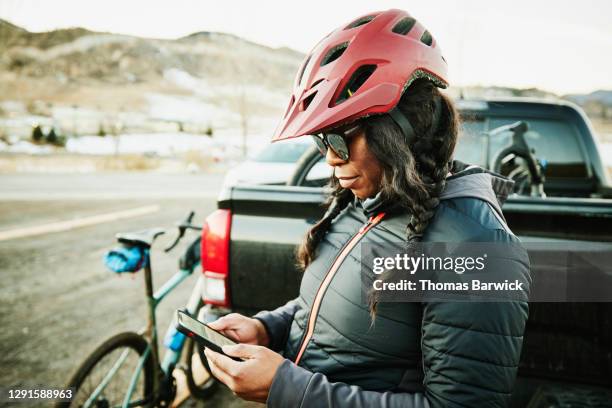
[
  {"xmin": 359, "ymin": 212, "xmax": 385, "ymax": 234},
  {"xmin": 359, "ymin": 216, "xmax": 374, "ymax": 234}
]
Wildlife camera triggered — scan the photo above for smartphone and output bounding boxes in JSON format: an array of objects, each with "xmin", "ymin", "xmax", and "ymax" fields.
[{"xmin": 176, "ymin": 310, "xmax": 241, "ymax": 361}]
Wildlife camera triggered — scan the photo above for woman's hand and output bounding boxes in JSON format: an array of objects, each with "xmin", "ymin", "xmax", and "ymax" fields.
[
  {"xmin": 204, "ymin": 344, "xmax": 285, "ymax": 403},
  {"xmin": 207, "ymin": 313, "xmax": 269, "ymax": 346}
]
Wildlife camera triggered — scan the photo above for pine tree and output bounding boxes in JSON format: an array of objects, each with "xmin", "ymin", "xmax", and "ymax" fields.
[
  {"xmin": 46, "ymin": 127, "xmax": 57, "ymax": 144},
  {"xmin": 31, "ymin": 124, "xmax": 44, "ymax": 142}
]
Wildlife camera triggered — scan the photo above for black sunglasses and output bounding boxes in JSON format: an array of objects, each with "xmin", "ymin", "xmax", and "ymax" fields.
[{"xmin": 311, "ymin": 124, "xmax": 361, "ymax": 161}]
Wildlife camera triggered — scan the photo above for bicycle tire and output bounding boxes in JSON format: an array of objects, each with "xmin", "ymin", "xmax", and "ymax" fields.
[
  {"xmin": 493, "ymin": 147, "xmax": 533, "ymax": 194},
  {"xmin": 56, "ymin": 332, "xmax": 155, "ymax": 408},
  {"xmin": 183, "ymin": 301, "xmax": 218, "ymax": 400}
]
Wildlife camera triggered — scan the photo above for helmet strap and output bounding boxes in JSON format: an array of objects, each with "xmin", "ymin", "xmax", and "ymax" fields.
[
  {"xmin": 389, "ymin": 95, "xmax": 442, "ymax": 145},
  {"xmin": 388, "ymin": 106, "xmax": 416, "ymax": 144},
  {"xmin": 430, "ymin": 95, "xmax": 442, "ymax": 136}
]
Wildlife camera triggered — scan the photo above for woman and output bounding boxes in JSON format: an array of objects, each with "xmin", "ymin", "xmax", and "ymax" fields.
[{"xmin": 204, "ymin": 9, "xmax": 530, "ymax": 407}]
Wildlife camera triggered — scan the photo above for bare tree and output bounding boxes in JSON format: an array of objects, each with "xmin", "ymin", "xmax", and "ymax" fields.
[
  {"xmin": 236, "ymin": 85, "xmax": 249, "ymax": 157},
  {"xmin": 227, "ymin": 46, "xmax": 252, "ymax": 158}
]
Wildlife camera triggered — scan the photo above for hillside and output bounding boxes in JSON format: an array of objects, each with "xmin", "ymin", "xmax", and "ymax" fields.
[
  {"xmin": 0, "ymin": 19, "xmax": 302, "ymax": 88},
  {"xmin": 0, "ymin": 19, "xmax": 93, "ymax": 50},
  {"xmin": 0, "ymin": 19, "xmax": 304, "ymax": 138}
]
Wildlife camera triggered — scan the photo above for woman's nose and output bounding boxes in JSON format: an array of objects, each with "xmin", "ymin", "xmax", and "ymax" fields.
[{"xmin": 325, "ymin": 147, "xmax": 346, "ymax": 166}]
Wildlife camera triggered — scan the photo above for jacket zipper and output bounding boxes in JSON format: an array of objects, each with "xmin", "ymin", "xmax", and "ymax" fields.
[{"xmin": 293, "ymin": 212, "xmax": 386, "ymax": 365}]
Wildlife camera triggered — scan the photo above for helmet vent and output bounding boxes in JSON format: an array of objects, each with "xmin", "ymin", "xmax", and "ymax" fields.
[
  {"xmin": 391, "ymin": 17, "xmax": 416, "ymax": 35},
  {"xmin": 284, "ymin": 95, "xmax": 295, "ymax": 118},
  {"xmin": 333, "ymin": 65, "xmax": 377, "ymax": 106},
  {"xmin": 297, "ymin": 55, "xmax": 312, "ymax": 86},
  {"xmin": 420, "ymin": 30, "xmax": 433, "ymax": 46},
  {"xmin": 310, "ymin": 78, "xmax": 325, "ymax": 89},
  {"xmin": 302, "ymin": 92, "xmax": 317, "ymax": 111},
  {"xmin": 345, "ymin": 14, "xmax": 376, "ymax": 30},
  {"xmin": 320, "ymin": 42, "xmax": 349, "ymax": 66}
]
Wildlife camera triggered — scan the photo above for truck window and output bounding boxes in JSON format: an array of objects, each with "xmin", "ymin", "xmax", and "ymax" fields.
[
  {"xmin": 488, "ymin": 118, "xmax": 588, "ymax": 179},
  {"xmin": 455, "ymin": 116, "xmax": 487, "ymax": 165},
  {"xmin": 455, "ymin": 116, "xmax": 588, "ymax": 180}
]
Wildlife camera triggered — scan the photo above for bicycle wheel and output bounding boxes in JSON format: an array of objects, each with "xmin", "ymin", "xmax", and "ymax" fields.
[
  {"xmin": 57, "ymin": 332, "xmax": 155, "ymax": 408},
  {"xmin": 183, "ymin": 302, "xmax": 218, "ymax": 399}
]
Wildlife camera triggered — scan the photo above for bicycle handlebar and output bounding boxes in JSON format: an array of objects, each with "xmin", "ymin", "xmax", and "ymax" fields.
[
  {"xmin": 487, "ymin": 121, "xmax": 546, "ymax": 197},
  {"xmin": 164, "ymin": 211, "xmax": 203, "ymax": 253},
  {"xmin": 488, "ymin": 121, "xmax": 528, "ymax": 138}
]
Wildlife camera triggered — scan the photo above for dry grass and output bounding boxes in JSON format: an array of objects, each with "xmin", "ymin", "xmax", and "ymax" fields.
[
  {"xmin": 0, "ymin": 151, "xmax": 222, "ymax": 173},
  {"xmin": 97, "ymin": 154, "xmax": 160, "ymax": 171},
  {"xmin": 592, "ymin": 119, "xmax": 612, "ymax": 144},
  {"xmin": 179, "ymin": 149, "xmax": 216, "ymax": 171},
  {"xmin": 0, "ymin": 73, "xmax": 190, "ymax": 114},
  {"xmin": 0, "ymin": 153, "xmax": 161, "ymax": 173}
]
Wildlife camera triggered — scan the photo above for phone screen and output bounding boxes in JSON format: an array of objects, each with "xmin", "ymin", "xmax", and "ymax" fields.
[{"xmin": 177, "ymin": 311, "xmax": 237, "ymax": 348}]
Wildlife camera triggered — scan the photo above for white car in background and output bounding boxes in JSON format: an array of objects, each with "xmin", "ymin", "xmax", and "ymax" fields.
[{"xmin": 222, "ymin": 137, "xmax": 333, "ymax": 188}]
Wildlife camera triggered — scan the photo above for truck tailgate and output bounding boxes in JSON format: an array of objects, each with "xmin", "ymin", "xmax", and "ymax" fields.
[{"xmin": 219, "ymin": 185, "xmax": 326, "ymax": 312}]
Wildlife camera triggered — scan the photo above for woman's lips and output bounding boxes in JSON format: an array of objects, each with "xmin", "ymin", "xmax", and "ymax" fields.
[{"xmin": 337, "ymin": 175, "xmax": 359, "ymax": 188}]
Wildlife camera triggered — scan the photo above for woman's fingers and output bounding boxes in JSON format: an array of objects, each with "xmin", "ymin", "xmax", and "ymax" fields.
[
  {"xmin": 206, "ymin": 321, "xmax": 223, "ymax": 330},
  {"xmin": 208, "ymin": 313, "xmax": 242, "ymax": 330},
  {"xmin": 205, "ymin": 345, "xmax": 284, "ymax": 403},
  {"xmin": 207, "ymin": 314, "xmax": 253, "ymax": 343},
  {"xmin": 207, "ymin": 315, "xmax": 230, "ymax": 330},
  {"xmin": 222, "ymin": 344, "xmax": 261, "ymax": 360},
  {"xmin": 204, "ymin": 347, "xmax": 240, "ymax": 386}
]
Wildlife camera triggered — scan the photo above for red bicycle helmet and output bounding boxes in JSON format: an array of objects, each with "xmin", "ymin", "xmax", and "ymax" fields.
[{"xmin": 272, "ymin": 9, "xmax": 448, "ymax": 142}]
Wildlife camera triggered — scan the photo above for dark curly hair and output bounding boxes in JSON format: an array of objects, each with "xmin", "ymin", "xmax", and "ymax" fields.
[{"xmin": 295, "ymin": 78, "xmax": 459, "ymax": 319}]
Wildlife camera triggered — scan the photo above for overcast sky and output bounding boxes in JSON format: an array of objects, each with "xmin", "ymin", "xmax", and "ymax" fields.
[{"xmin": 1, "ymin": 0, "xmax": 611, "ymax": 95}]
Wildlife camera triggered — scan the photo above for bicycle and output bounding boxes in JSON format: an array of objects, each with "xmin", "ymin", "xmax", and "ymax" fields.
[
  {"xmin": 57, "ymin": 211, "xmax": 218, "ymax": 408},
  {"xmin": 485, "ymin": 121, "xmax": 547, "ymax": 197}
]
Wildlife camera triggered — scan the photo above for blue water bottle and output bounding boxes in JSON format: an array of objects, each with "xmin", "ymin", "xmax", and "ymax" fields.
[{"xmin": 164, "ymin": 312, "xmax": 187, "ymax": 352}]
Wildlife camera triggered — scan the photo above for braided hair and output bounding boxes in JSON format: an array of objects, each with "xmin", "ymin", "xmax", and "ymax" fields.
[
  {"xmin": 296, "ymin": 79, "xmax": 459, "ymax": 318},
  {"xmin": 296, "ymin": 177, "xmax": 353, "ymax": 270}
]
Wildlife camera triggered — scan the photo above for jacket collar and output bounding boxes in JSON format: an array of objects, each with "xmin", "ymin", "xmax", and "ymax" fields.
[
  {"xmin": 441, "ymin": 160, "xmax": 515, "ymax": 218},
  {"xmin": 353, "ymin": 191, "xmax": 387, "ymax": 217},
  {"xmin": 352, "ymin": 160, "xmax": 515, "ymax": 218}
]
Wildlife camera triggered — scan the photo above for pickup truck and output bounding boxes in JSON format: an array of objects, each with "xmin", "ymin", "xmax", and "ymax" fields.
[{"xmin": 198, "ymin": 98, "xmax": 612, "ymax": 407}]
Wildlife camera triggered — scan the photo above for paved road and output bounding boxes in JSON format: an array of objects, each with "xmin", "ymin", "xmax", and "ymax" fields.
[
  {"xmin": 0, "ymin": 173, "xmax": 224, "ymax": 201},
  {"xmin": 0, "ymin": 172, "xmax": 261, "ymax": 407}
]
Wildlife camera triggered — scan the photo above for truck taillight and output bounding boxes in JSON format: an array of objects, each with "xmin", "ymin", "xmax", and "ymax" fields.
[{"xmin": 200, "ymin": 209, "xmax": 231, "ymax": 307}]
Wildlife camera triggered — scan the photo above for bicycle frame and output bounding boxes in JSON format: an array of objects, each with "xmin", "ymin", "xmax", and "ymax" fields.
[{"xmin": 83, "ymin": 241, "xmax": 205, "ymax": 408}]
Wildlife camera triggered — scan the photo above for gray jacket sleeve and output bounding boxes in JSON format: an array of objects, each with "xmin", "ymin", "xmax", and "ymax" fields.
[
  {"xmin": 267, "ymin": 360, "xmax": 430, "ymax": 408},
  {"xmin": 252, "ymin": 298, "xmax": 300, "ymax": 352}
]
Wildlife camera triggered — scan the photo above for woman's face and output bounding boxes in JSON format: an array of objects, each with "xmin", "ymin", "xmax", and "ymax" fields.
[{"xmin": 325, "ymin": 130, "xmax": 383, "ymax": 199}]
